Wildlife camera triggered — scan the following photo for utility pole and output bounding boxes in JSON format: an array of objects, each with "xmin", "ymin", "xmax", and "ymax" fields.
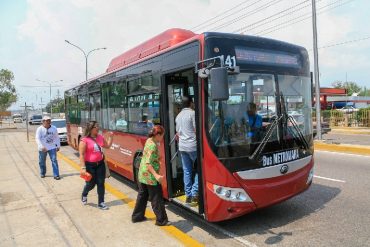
[
  {"xmin": 312, "ymin": 0, "xmax": 322, "ymax": 140},
  {"xmin": 20, "ymin": 102, "xmax": 32, "ymax": 142}
]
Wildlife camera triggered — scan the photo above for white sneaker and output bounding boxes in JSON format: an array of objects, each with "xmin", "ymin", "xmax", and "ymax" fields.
[
  {"xmin": 82, "ymin": 196, "xmax": 87, "ymax": 205},
  {"xmin": 98, "ymin": 202, "xmax": 109, "ymax": 210}
]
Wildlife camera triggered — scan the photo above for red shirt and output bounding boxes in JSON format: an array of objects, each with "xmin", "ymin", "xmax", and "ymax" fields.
[{"xmin": 81, "ymin": 135, "xmax": 104, "ymax": 162}]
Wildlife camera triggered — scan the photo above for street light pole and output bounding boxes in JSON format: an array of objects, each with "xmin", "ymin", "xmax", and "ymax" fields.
[
  {"xmin": 312, "ymin": 0, "xmax": 322, "ymax": 140},
  {"xmin": 64, "ymin": 40, "xmax": 107, "ymax": 81}
]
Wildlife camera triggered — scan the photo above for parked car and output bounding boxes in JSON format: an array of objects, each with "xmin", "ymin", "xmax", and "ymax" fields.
[
  {"xmin": 12, "ymin": 114, "xmax": 23, "ymax": 123},
  {"xmin": 338, "ymin": 106, "xmax": 359, "ymax": 113},
  {"xmin": 51, "ymin": 119, "xmax": 67, "ymax": 144},
  {"xmin": 28, "ymin": 114, "xmax": 43, "ymax": 125},
  {"xmin": 313, "ymin": 120, "xmax": 331, "ymax": 137}
]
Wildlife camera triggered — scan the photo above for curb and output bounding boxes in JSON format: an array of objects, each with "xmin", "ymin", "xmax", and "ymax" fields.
[
  {"xmin": 330, "ymin": 130, "xmax": 370, "ymax": 135},
  {"xmin": 57, "ymin": 152, "xmax": 205, "ymax": 247},
  {"xmin": 314, "ymin": 142, "xmax": 370, "ymax": 156}
]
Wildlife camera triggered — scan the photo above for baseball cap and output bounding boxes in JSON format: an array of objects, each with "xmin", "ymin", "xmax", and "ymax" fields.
[{"xmin": 42, "ymin": 116, "xmax": 51, "ymax": 121}]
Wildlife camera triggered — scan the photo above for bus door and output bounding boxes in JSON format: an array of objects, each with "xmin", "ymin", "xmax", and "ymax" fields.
[{"xmin": 163, "ymin": 70, "xmax": 199, "ymax": 213}]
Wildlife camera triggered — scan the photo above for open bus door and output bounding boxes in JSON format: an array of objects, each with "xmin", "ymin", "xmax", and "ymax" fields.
[{"xmin": 162, "ymin": 69, "xmax": 201, "ymax": 214}]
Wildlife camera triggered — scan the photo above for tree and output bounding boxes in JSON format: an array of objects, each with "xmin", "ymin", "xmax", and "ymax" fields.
[
  {"xmin": 45, "ymin": 98, "xmax": 65, "ymax": 113},
  {"xmin": 0, "ymin": 69, "xmax": 17, "ymax": 111},
  {"xmin": 331, "ymin": 81, "xmax": 362, "ymax": 96},
  {"xmin": 359, "ymin": 87, "xmax": 369, "ymax": 96}
]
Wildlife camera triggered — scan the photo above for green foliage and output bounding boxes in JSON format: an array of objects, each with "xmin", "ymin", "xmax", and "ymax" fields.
[
  {"xmin": 321, "ymin": 110, "xmax": 332, "ymax": 119},
  {"xmin": 45, "ymin": 98, "xmax": 65, "ymax": 113},
  {"xmin": 359, "ymin": 87, "xmax": 370, "ymax": 96},
  {"xmin": 358, "ymin": 106, "xmax": 370, "ymax": 115},
  {"xmin": 331, "ymin": 81, "xmax": 362, "ymax": 96},
  {"xmin": 0, "ymin": 69, "xmax": 18, "ymax": 111}
]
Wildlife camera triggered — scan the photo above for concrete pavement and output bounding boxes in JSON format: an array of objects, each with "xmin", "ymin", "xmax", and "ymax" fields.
[
  {"xmin": 315, "ymin": 127, "xmax": 370, "ymax": 156},
  {"xmin": 0, "ymin": 131, "xmax": 203, "ymax": 247}
]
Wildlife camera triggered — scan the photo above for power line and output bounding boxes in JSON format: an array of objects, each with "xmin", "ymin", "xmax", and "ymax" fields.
[
  {"xmin": 193, "ymin": 0, "xmax": 271, "ymax": 32},
  {"xmin": 313, "ymin": 36, "xmax": 370, "ymax": 50},
  {"xmin": 190, "ymin": 0, "xmax": 255, "ymax": 30},
  {"xmin": 254, "ymin": 0, "xmax": 355, "ymax": 36},
  {"xmin": 233, "ymin": 0, "xmax": 312, "ymax": 34},
  {"xmin": 210, "ymin": 0, "xmax": 283, "ymax": 32}
]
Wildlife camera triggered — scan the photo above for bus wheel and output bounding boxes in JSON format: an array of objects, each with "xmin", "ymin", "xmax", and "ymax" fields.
[{"xmin": 133, "ymin": 153, "xmax": 142, "ymax": 187}]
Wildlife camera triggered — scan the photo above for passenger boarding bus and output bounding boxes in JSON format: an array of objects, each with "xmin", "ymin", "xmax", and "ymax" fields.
[{"xmin": 65, "ymin": 29, "xmax": 314, "ymax": 222}]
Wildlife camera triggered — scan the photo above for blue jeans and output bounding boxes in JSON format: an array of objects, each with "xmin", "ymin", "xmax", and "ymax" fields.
[
  {"xmin": 38, "ymin": 149, "xmax": 60, "ymax": 177},
  {"xmin": 82, "ymin": 160, "xmax": 106, "ymax": 204},
  {"xmin": 180, "ymin": 151, "xmax": 198, "ymax": 198}
]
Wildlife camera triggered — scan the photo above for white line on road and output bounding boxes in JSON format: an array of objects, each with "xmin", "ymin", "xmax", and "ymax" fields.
[
  {"xmin": 314, "ymin": 175, "xmax": 346, "ymax": 183},
  {"xmin": 207, "ymin": 223, "xmax": 258, "ymax": 247},
  {"xmin": 316, "ymin": 150, "xmax": 370, "ymax": 158}
]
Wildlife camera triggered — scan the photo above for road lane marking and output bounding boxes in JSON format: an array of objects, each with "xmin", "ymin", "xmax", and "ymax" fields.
[
  {"xmin": 206, "ymin": 223, "xmax": 258, "ymax": 247},
  {"xmin": 314, "ymin": 175, "xmax": 346, "ymax": 183},
  {"xmin": 58, "ymin": 152, "xmax": 204, "ymax": 247},
  {"xmin": 316, "ymin": 150, "xmax": 370, "ymax": 158}
]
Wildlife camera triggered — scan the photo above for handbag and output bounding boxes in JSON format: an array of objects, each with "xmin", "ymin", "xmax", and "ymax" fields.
[
  {"xmin": 104, "ymin": 156, "xmax": 111, "ymax": 178},
  {"xmin": 80, "ymin": 171, "xmax": 92, "ymax": 182},
  {"xmin": 89, "ymin": 137, "xmax": 111, "ymax": 178}
]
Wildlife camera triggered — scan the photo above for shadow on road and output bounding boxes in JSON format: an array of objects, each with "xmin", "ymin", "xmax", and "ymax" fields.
[{"xmin": 214, "ymin": 183, "xmax": 341, "ymax": 245}]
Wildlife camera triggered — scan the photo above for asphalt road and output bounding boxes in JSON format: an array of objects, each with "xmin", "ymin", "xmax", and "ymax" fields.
[
  {"xmin": 4, "ymin": 123, "xmax": 370, "ymax": 246},
  {"xmin": 213, "ymin": 151, "xmax": 370, "ymax": 247},
  {"xmin": 322, "ymin": 132, "xmax": 370, "ymax": 146}
]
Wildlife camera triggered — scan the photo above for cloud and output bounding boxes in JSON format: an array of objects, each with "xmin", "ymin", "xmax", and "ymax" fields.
[{"xmin": 9, "ymin": 0, "xmax": 370, "ymax": 109}]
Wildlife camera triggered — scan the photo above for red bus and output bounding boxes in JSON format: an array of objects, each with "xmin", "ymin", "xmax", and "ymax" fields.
[{"xmin": 65, "ymin": 28, "xmax": 314, "ymax": 222}]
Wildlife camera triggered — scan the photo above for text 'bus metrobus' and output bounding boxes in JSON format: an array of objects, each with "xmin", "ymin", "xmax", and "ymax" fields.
[{"xmin": 65, "ymin": 28, "xmax": 314, "ymax": 222}]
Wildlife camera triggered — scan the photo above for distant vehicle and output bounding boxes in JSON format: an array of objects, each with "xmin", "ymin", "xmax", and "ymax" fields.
[
  {"xmin": 28, "ymin": 115, "xmax": 43, "ymax": 125},
  {"xmin": 313, "ymin": 120, "xmax": 331, "ymax": 137},
  {"xmin": 258, "ymin": 109, "xmax": 275, "ymax": 118},
  {"xmin": 338, "ymin": 106, "xmax": 359, "ymax": 113},
  {"xmin": 51, "ymin": 119, "xmax": 67, "ymax": 144},
  {"xmin": 12, "ymin": 114, "xmax": 23, "ymax": 123}
]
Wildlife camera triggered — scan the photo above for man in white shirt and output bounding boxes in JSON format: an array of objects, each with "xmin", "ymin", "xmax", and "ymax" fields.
[
  {"xmin": 35, "ymin": 116, "xmax": 61, "ymax": 179},
  {"xmin": 175, "ymin": 96, "xmax": 198, "ymax": 204}
]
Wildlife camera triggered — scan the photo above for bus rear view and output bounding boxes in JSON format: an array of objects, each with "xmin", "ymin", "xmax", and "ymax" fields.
[{"xmin": 201, "ymin": 33, "xmax": 314, "ymax": 221}]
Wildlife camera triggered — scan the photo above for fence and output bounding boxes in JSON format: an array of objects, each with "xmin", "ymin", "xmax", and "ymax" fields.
[
  {"xmin": 312, "ymin": 110, "xmax": 370, "ymax": 127},
  {"xmin": 329, "ymin": 110, "xmax": 370, "ymax": 127}
]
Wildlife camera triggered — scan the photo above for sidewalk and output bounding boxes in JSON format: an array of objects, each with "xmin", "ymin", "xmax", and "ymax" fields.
[
  {"xmin": 315, "ymin": 127, "xmax": 370, "ymax": 156},
  {"xmin": 0, "ymin": 121, "xmax": 16, "ymax": 129},
  {"xmin": 330, "ymin": 127, "xmax": 370, "ymax": 135},
  {"xmin": 0, "ymin": 132, "xmax": 204, "ymax": 247}
]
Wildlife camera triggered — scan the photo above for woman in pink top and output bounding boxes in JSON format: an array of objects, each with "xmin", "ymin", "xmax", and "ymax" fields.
[{"xmin": 79, "ymin": 121, "xmax": 113, "ymax": 210}]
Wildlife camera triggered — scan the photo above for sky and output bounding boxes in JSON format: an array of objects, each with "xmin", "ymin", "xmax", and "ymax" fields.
[{"xmin": 1, "ymin": 0, "xmax": 369, "ymax": 110}]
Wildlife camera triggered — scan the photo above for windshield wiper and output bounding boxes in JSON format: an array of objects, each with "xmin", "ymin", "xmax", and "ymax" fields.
[
  {"xmin": 286, "ymin": 115, "xmax": 309, "ymax": 150},
  {"xmin": 250, "ymin": 115, "xmax": 282, "ymax": 160},
  {"xmin": 279, "ymin": 93, "xmax": 310, "ymax": 150}
]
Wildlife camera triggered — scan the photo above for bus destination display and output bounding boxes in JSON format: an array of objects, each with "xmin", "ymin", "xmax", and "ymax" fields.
[{"xmin": 235, "ymin": 47, "xmax": 300, "ymax": 68}]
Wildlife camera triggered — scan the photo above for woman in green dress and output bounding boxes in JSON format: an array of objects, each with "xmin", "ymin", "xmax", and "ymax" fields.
[{"xmin": 132, "ymin": 125, "xmax": 169, "ymax": 226}]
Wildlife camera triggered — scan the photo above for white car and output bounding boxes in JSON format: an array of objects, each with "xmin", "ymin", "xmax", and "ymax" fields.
[
  {"xmin": 338, "ymin": 106, "xmax": 359, "ymax": 113},
  {"xmin": 51, "ymin": 119, "xmax": 67, "ymax": 144}
]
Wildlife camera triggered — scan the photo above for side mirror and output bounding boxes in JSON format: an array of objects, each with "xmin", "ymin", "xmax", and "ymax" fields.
[{"xmin": 210, "ymin": 67, "xmax": 229, "ymax": 101}]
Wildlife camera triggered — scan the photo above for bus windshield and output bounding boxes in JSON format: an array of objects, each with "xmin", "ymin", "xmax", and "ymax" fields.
[{"xmin": 206, "ymin": 72, "xmax": 312, "ymax": 162}]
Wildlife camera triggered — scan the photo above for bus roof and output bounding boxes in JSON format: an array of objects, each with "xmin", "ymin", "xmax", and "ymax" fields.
[{"xmin": 106, "ymin": 28, "xmax": 197, "ymax": 73}]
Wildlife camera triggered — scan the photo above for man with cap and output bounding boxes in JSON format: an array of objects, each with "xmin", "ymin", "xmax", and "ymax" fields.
[{"xmin": 35, "ymin": 116, "xmax": 61, "ymax": 179}]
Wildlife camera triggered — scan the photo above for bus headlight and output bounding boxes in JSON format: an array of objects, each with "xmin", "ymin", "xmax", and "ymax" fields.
[
  {"xmin": 307, "ymin": 168, "xmax": 314, "ymax": 184},
  {"xmin": 211, "ymin": 184, "xmax": 253, "ymax": 202}
]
